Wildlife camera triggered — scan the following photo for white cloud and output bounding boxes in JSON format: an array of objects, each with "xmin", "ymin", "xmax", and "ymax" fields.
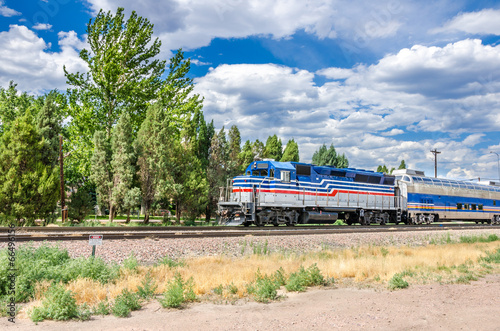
[
  {"xmin": 194, "ymin": 38, "xmax": 500, "ymax": 179},
  {"xmin": 0, "ymin": 25, "xmax": 87, "ymax": 94},
  {"xmin": 0, "ymin": 0, "xmax": 20, "ymax": 17},
  {"xmin": 433, "ymin": 9, "xmax": 500, "ymax": 35},
  {"xmin": 32, "ymin": 23, "xmax": 53, "ymax": 31}
]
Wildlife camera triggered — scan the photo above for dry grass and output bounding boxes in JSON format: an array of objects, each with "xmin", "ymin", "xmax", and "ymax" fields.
[{"xmin": 26, "ymin": 240, "xmax": 500, "ymax": 308}]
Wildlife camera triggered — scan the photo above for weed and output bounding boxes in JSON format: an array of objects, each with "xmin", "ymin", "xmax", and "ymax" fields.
[
  {"xmin": 93, "ymin": 299, "xmax": 111, "ymax": 315},
  {"xmin": 227, "ymin": 283, "xmax": 238, "ymax": 295},
  {"xmin": 285, "ymin": 264, "xmax": 326, "ymax": 292},
  {"xmin": 112, "ymin": 288, "xmax": 141, "ymax": 317},
  {"xmin": 388, "ymin": 273, "xmax": 409, "ymax": 290},
  {"xmin": 455, "ymin": 273, "xmax": 478, "ymax": 284},
  {"xmin": 480, "ymin": 248, "xmax": 500, "ymax": 264},
  {"xmin": 213, "ymin": 284, "xmax": 223, "ymax": 296},
  {"xmin": 459, "ymin": 234, "xmax": 499, "ymax": 244},
  {"xmin": 122, "ymin": 253, "xmax": 139, "ymax": 271},
  {"xmin": 30, "ymin": 284, "xmax": 78, "ymax": 322},
  {"xmin": 157, "ymin": 255, "xmax": 184, "ymax": 268},
  {"xmin": 137, "ymin": 273, "xmax": 158, "ymax": 300},
  {"xmin": 247, "ymin": 270, "xmax": 280, "ymax": 303},
  {"xmin": 380, "ymin": 247, "xmax": 389, "ymax": 257},
  {"xmin": 159, "ymin": 273, "xmax": 197, "ymax": 308}
]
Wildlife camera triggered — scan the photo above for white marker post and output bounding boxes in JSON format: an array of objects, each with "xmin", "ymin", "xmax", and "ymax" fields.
[{"xmin": 89, "ymin": 234, "xmax": 103, "ymax": 258}]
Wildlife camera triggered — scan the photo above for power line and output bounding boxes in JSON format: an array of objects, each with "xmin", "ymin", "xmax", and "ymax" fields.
[{"xmin": 430, "ymin": 149, "xmax": 441, "ymax": 178}]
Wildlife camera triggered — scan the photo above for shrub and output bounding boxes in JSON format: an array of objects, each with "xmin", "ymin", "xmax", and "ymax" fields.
[
  {"xmin": 481, "ymin": 248, "xmax": 500, "ymax": 264},
  {"xmin": 112, "ymin": 288, "xmax": 141, "ymax": 317},
  {"xmin": 247, "ymin": 270, "xmax": 281, "ymax": 303},
  {"xmin": 122, "ymin": 253, "xmax": 139, "ymax": 271},
  {"xmin": 459, "ymin": 234, "xmax": 499, "ymax": 244},
  {"xmin": 137, "ymin": 273, "xmax": 158, "ymax": 300},
  {"xmin": 157, "ymin": 255, "xmax": 184, "ymax": 268},
  {"xmin": 30, "ymin": 285, "xmax": 78, "ymax": 322},
  {"xmin": 285, "ymin": 264, "xmax": 325, "ymax": 292},
  {"xmin": 62, "ymin": 256, "xmax": 119, "ymax": 284},
  {"xmin": 160, "ymin": 273, "xmax": 197, "ymax": 308},
  {"xmin": 93, "ymin": 299, "xmax": 111, "ymax": 316},
  {"xmin": 388, "ymin": 273, "xmax": 409, "ymax": 290}
]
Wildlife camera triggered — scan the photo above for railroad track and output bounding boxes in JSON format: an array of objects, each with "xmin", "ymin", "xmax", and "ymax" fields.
[{"xmin": 0, "ymin": 223, "xmax": 496, "ymax": 242}]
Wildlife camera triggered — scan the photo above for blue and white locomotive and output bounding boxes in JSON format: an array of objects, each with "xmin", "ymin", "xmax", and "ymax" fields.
[{"xmin": 217, "ymin": 160, "xmax": 500, "ymax": 226}]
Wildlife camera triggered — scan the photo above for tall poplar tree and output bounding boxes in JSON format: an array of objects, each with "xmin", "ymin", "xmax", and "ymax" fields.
[
  {"xmin": 264, "ymin": 135, "xmax": 283, "ymax": 161},
  {"xmin": 64, "ymin": 7, "xmax": 166, "ymax": 178},
  {"xmin": 281, "ymin": 139, "xmax": 300, "ymax": 162}
]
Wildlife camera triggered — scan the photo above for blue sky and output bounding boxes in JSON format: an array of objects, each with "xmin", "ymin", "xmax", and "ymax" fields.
[{"xmin": 1, "ymin": 0, "xmax": 500, "ymax": 181}]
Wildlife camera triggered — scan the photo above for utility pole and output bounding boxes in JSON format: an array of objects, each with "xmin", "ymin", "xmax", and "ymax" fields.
[{"xmin": 430, "ymin": 149, "xmax": 441, "ymax": 178}]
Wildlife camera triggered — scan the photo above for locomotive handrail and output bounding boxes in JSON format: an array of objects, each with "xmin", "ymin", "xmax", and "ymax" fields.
[{"xmin": 257, "ymin": 177, "xmax": 272, "ymax": 207}]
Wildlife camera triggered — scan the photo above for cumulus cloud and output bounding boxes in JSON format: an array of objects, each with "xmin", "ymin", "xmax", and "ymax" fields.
[
  {"xmin": 0, "ymin": 0, "xmax": 20, "ymax": 17},
  {"xmin": 433, "ymin": 9, "xmax": 500, "ymax": 35},
  {"xmin": 0, "ymin": 25, "xmax": 87, "ymax": 94},
  {"xmin": 32, "ymin": 23, "xmax": 53, "ymax": 31},
  {"xmin": 194, "ymin": 38, "xmax": 500, "ymax": 179}
]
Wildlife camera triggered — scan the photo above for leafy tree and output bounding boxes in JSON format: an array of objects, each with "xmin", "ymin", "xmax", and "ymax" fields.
[
  {"xmin": 0, "ymin": 111, "xmax": 59, "ymax": 224},
  {"xmin": 312, "ymin": 143, "xmax": 348, "ymax": 168},
  {"xmin": 398, "ymin": 160, "xmax": 407, "ymax": 169},
  {"xmin": 64, "ymin": 7, "xmax": 166, "ymax": 179},
  {"xmin": 264, "ymin": 135, "xmax": 283, "ymax": 161},
  {"xmin": 135, "ymin": 51, "xmax": 203, "ymax": 223},
  {"xmin": 0, "ymin": 82, "xmax": 37, "ymax": 136},
  {"xmin": 239, "ymin": 140, "xmax": 254, "ymax": 170},
  {"xmin": 281, "ymin": 139, "xmax": 300, "ymax": 162}
]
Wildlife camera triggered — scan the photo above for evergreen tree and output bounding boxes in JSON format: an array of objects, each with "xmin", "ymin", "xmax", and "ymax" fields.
[
  {"xmin": 207, "ymin": 129, "xmax": 229, "ymax": 220},
  {"xmin": 90, "ymin": 131, "xmax": 113, "ymax": 220},
  {"xmin": 0, "ymin": 111, "xmax": 59, "ymax": 224},
  {"xmin": 252, "ymin": 139, "xmax": 265, "ymax": 160},
  {"xmin": 227, "ymin": 125, "xmax": 242, "ymax": 177},
  {"xmin": 312, "ymin": 143, "xmax": 348, "ymax": 168},
  {"xmin": 111, "ymin": 113, "xmax": 136, "ymax": 221},
  {"xmin": 281, "ymin": 139, "xmax": 300, "ymax": 162},
  {"xmin": 239, "ymin": 140, "xmax": 254, "ymax": 172},
  {"xmin": 264, "ymin": 135, "xmax": 283, "ymax": 161},
  {"xmin": 398, "ymin": 160, "xmax": 407, "ymax": 169}
]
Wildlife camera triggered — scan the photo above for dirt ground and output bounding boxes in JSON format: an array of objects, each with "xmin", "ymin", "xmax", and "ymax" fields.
[{"xmin": 2, "ymin": 273, "xmax": 499, "ymax": 331}]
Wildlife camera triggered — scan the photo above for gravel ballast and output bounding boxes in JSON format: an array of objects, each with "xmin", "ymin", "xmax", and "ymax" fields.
[{"xmin": 2, "ymin": 228, "xmax": 500, "ymax": 264}]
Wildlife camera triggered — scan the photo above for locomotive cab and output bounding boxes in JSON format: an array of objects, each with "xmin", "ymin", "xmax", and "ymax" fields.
[{"xmin": 245, "ymin": 160, "xmax": 296, "ymax": 182}]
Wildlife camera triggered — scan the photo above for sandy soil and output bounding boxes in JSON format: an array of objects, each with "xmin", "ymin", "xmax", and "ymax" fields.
[{"xmin": 3, "ymin": 273, "xmax": 499, "ymax": 331}]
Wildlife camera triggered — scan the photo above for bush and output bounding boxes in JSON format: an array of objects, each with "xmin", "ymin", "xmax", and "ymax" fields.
[
  {"xmin": 30, "ymin": 285, "xmax": 78, "ymax": 322},
  {"xmin": 67, "ymin": 184, "xmax": 94, "ymax": 223},
  {"xmin": 0, "ymin": 245, "xmax": 119, "ymax": 303},
  {"xmin": 159, "ymin": 273, "xmax": 196, "ymax": 308},
  {"xmin": 388, "ymin": 273, "xmax": 409, "ymax": 290},
  {"xmin": 111, "ymin": 288, "xmax": 141, "ymax": 318},
  {"xmin": 285, "ymin": 264, "xmax": 325, "ymax": 292},
  {"xmin": 137, "ymin": 273, "xmax": 158, "ymax": 300},
  {"xmin": 246, "ymin": 270, "xmax": 281, "ymax": 303},
  {"xmin": 93, "ymin": 299, "xmax": 111, "ymax": 316}
]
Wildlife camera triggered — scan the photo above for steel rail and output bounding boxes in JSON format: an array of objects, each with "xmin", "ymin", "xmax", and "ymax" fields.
[{"xmin": 0, "ymin": 223, "xmax": 496, "ymax": 243}]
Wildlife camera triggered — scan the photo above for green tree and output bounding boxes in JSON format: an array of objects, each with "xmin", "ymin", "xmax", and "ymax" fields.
[
  {"xmin": 227, "ymin": 125, "xmax": 242, "ymax": 177},
  {"xmin": 239, "ymin": 140, "xmax": 254, "ymax": 172},
  {"xmin": 0, "ymin": 82, "xmax": 37, "ymax": 136},
  {"xmin": 90, "ymin": 131, "xmax": 113, "ymax": 220},
  {"xmin": 111, "ymin": 113, "xmax": 136, "ymax": 221},
  {"xmin": 252, "ymin": 139, "xmax": 265, "ymax": 160},
  {"xmin": 264, "ymin": 135, "xmax": 283, "ymax": 161},
  {"xmin": 312, "ymin": 143, "xmax": 348, "ymax": 168},
  {"xmin": 64, "ymin": 7, "xmax": 166, "ymax": 179},
  {"xmin": 398, "ymin": 160, "xmax": 407, "ymax": 170},
  {"xmin": 281, "ymin": 139, "xmax": 299, "ymax": 162},
  {"xmin": 135, "ymin": 51, "xmax": 203, "ymax": 223},
  {"xmin": 207, "ymin": 129, "xmax": 229, "ymax": 220},
  {"xmin": 0, "ymin": 111, "xmax": 59, "ymax": 224}
]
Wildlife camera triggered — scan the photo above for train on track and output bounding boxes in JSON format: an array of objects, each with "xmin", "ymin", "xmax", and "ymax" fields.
[{"xmin": 217, "ymin": 160, "xmax": 500, "ymax": 226}]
